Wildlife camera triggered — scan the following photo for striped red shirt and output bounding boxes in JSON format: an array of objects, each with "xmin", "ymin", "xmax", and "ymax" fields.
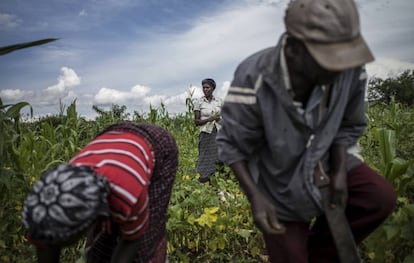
[{"xmin": 70, "ymin": 130, "xmax": 154, "ymax": 240}]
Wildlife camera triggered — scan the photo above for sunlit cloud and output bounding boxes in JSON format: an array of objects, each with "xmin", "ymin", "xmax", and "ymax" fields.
[
  {"xmin": 46, "ymin": 67, "xmax": 81, "ymax": 92},
  {"xmin": 94, "ymin": 85, "xmax": 150, "ymax": 104},
  {"xmin": 1, "ymin": 67, "xmax": 80, "ymax": 106}
]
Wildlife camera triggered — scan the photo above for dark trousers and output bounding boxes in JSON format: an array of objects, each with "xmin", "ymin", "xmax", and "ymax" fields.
[{"xmin": 263, "ymin": 163, "xmax": 396, "ymax": 263}]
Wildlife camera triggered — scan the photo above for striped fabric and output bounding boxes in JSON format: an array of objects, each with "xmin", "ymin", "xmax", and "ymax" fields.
[
  {"xmin": 70, "ymin": 131, "xmax": 154, "ymax": 240},
  {"xmin": 224, "ymin": 85, "xmax": 257, "ymax": 105},
  {"xmin": 84, "ymin": 122, "xmax": 178, "ymax": 263}
]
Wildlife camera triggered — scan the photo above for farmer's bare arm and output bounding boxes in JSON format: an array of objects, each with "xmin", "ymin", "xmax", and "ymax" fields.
[{"xmin": 230, "ymin": 160, "xmax": 285, "ymax": 234}]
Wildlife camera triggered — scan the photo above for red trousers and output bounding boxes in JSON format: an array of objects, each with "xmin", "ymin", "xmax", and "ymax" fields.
[{"xmin": 263, "ymin": 163, "xmax": 396, "ymax": 263}]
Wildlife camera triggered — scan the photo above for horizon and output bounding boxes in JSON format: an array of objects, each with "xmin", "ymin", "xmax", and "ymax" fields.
[{"xmin": 1, "ymin": 0, "xmax": 414, "ymax": 119}]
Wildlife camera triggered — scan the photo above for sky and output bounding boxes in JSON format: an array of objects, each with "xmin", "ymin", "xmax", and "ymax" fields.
[{"xmin": 1, "ymin": 0, "xmax": 413, "ymax": 119}]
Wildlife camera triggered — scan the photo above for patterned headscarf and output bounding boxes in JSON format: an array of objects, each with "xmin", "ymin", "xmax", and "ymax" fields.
[
  {"xmin": 202, "ymin": 78, "xmax": 216, "ymax": 90},
  {"xmin": 22, "ymin": 164, "xmax": 110, "ymax": 244}
]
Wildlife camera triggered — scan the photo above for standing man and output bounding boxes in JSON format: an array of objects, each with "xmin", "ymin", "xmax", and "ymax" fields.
[
  {"xmin": 216, "ymin": 0, "xmax": 396, "ymax": 262},
  {"xmin": 22, "ymin": 122, "xmax": 178, "ymax": 263}
]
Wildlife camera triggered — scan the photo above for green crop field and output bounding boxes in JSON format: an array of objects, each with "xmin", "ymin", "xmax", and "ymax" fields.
[{"xmin": 1, "ymin": 82, "xmax": 413, "ymax": 262}]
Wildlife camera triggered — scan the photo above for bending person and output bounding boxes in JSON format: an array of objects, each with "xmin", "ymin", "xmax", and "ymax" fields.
[{"xmin": 22, "ymin": 122, "xmax": 178, "ymax": 263}]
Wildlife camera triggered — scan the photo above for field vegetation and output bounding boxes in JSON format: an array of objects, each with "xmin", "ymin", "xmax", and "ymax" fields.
[{"xmin": 0, "ymin": 72, "xmax": 413, "ymax": 262}]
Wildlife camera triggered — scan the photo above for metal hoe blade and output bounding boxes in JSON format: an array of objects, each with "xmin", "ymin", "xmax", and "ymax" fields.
[{"xmin": 314, "ymin": 162, "xmax": 361, "ymax": 263}]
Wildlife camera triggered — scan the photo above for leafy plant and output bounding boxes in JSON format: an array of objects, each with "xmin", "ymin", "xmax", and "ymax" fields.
[
  {"xmin": 361, "ymin": 101, "xmax": 414, "ymax": 263},
  {"xmin": 367, "ymin": 70, "xmax": 414, "ymax": 106},
  {"xmin": 1, "ymin": 83, "xmax": 413, "ymax": 262},
  {"xmin": 0, "ymin": 38, "xmax": 58, "ymax": 56}
]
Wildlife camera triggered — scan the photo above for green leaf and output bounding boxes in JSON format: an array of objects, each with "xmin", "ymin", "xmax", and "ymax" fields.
[
  {"xmin": 401, "ymin": 204, "xmax": 414, "ymax": 216},
  {"xmin": 401, "ymin": 222, "xmax": 414, "ymax": 240},
  {"xmin": 388, "ymin": 157, "xmax": 409, "ymax": 182},
  {"xmin": 397, "ymin": 197, "xmax": 410, "ymax": 205},
  {"xmin": 237, "ymin": 229, "xmax": 251, "ymax": 238},
  {"xmin": 383, "ymin": 225, "xmax": 399, "ymax": 240},
  {"xmin": 0, "ymin": 38, "xmax": 58, "ymax": 56},
  {"xmin": 375, "ymin": 128, "xmax": 396, "ymax": 176},
  {"xmin": 5, "ymin": 102, "xmax": 32, "ymax": 119}
]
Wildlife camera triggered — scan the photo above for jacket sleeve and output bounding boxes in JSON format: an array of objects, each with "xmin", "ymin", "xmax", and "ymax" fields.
[
  {"xmin": 333, "ymin": 67, "xmax": 368, "ymax": 146},
  {"xmin": 216, "ymin": 66, "xmax": 265, "ymax": 165}
]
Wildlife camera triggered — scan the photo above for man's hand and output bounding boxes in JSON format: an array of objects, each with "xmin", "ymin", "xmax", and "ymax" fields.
[
  {"xmin": 250, "ymin": 192, "xmax": 286, "ymax": 234},
  {"xmin": 329, "ymin": 169, "xmax": 348, "ymax": 209},
  {"xmin": 229, "ymin": 160, "xmax": 285, "ymax": 235},
  {"xmin": 329, "ymin": 144, "xmax": 348, "ymax": 209}
]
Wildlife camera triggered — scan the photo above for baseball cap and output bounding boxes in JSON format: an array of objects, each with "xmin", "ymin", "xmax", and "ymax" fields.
[
  {"xmin": 284, "ymin": 0, "xmax": 374, "ymax": 71},
  {"xmin": 22, "ymin": 164, "xmax": 110, "ymax": 244}
]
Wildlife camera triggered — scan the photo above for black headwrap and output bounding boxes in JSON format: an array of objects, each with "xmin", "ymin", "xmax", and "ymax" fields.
[
  {"xmin": 22, "ymin": 164, "xmax": 110, "ymax": 244},
  {"xmin": 202, "ymin": 78, "xmax": 216, "ymax": 90}
]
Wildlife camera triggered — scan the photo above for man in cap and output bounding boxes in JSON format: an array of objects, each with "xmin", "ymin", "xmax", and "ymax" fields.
[
  {"xmin": 22, "ymin": 122, "xmax": 178, "ymax": 263},
  {"xmin": 216, "ymin": 0, "xmax": 396, "ymax": 262}
]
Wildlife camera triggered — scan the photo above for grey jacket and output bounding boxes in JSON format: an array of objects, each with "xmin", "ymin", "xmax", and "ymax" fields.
[{"xmin": 216, "ymin": 34, "xmax": 368, "ymax": 221}]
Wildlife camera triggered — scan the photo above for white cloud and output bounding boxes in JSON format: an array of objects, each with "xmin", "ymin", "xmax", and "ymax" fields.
[
  {"xmin": 46, "ymin": 67, "xmax": 81, "ymax": 92},
  {"xmin": 0, "ymin": 89, "xmax": 33, "ymax": 101},
  {"xmin": 216, "ymin": 81, "xmax": 231, "ymax": 99},
  {"xmin": 85, "ymin": 3, "xmax": 283, "ymax": 90},
  {"xmin": 1, "ymin": 67, "xmax": 81, "ymax": 107},
  {"xmin": 367, "ymin": 58, "xmax": 414, "ymax": 80},
  {"xmin": 94, "ymin": 88, "xmax": 124, "ymax": 104},
  {"xmin": 131, "ymin": 85, "xmax": 150, "ymax": 97},
  {"xmin": 94, "ymin": 84, "xmax": 150, "ymax": 104},
  {"xmin": 0, "ymin": 13, "xmax": 21, "ymax": 30}
]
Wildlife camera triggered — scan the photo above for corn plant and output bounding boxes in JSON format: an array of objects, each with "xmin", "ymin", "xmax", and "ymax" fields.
[
  {"xmin": 1, "ymin": 97, "xmax": 413, "ymax": 262},
  {"xmin": 361, "ymin": 101, "xmax": 414, "ymax": 263}
]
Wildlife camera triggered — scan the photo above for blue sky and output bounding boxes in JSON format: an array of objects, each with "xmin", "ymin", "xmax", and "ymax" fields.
[{"xmin": 1, "ymin": 0, "xmax": 414, "ymax": 119}]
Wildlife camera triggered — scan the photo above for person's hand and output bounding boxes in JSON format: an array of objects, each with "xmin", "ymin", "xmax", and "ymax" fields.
[
  {"xmin": 206, "ymin": 115, "xmax": 220, "ymax": 123},
  {"xmin": 329, "ymin": 169, "xmax": 348, "ymax": 209},
  {"xmin": 210, "ymin": 112, "xmax": 220, "ymax": 122},
  {"xmin": 250, "ymin": 192, "xmax": 286, "ymax": 235}
]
